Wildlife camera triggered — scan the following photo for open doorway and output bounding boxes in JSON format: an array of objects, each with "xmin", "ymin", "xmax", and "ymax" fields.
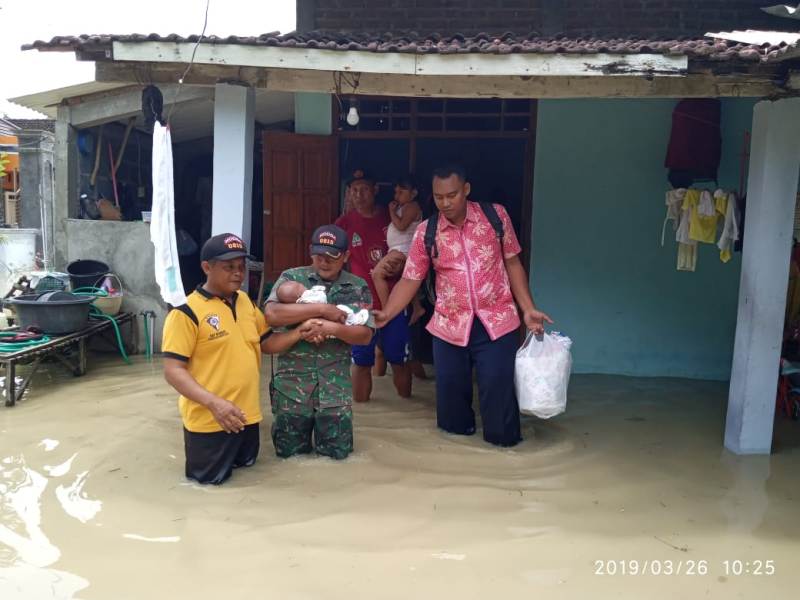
[
  {"xmin": 336, "ymin": 97, "xmax": 536, "ymax": 259},
  {"xmin": 335, "ymin": 97, "xmax": 537, "ymax": 363}
]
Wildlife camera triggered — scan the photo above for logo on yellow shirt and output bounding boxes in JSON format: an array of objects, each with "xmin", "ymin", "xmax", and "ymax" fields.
[{"xmin": 206, "ymin": 314, "xmax": 221, "ymax": 331}]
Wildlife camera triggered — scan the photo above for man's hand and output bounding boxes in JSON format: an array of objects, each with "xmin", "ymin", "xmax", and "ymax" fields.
[
  {"xmin": 320, "ymin": 304, "xmax": 347, "ymax": 323},
  {"xmin": 298, "ymin": 318, "xmax": 326, "ymax": 344},
  {"xmin": 373, "ymin": 310, "xmax": 389, "ymax": 329},
  {"xmin": 523, "ymin": 308, "xmax": 554, "ymax": 336},
  {"xmin": 209, "ymin": 397, "xmax": 247, "ymax": 433},
  {"xmin": 314, "ymin": 319, "xmax": 341, "ymax": 339}
]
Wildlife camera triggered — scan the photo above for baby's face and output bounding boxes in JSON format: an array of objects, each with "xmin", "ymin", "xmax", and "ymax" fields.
[{"xmin": 277, "ymin": 281, "xmax": 307, "ymax": 302}]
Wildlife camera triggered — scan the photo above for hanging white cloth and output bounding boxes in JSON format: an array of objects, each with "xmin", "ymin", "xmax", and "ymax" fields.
[
  {"xmin": 675, "ymin": 192, "xmax": 697, "ymax": 272},
  {"xmin": 661, "ymin": 188, "xmax": 687, "ymax": 246},
  {"xmin": 150, "ymin": 122, "xmax": 187, "ymax": 306},
  {"xmin": 698, "ymin": 190, "xmax": 716, "ymax": 216},
  {"xmin": 717, "ymin": 191, "xmax": 740, "ymax": 263}
]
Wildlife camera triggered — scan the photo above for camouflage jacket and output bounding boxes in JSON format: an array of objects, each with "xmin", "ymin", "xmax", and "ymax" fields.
[{"xmin": 266, "ymin": 266, "xmax": 375, "ymax": 408}]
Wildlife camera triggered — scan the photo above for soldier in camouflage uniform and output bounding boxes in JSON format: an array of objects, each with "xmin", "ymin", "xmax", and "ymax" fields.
[{"xmin": 264, "ymin": 225, "xmax": 374, "ymax": 459}]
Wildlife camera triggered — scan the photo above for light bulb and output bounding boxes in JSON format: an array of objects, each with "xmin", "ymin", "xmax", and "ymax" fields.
[{"xmin": 346, "ymin": 105, "xmax": 360, "ymax": 126}]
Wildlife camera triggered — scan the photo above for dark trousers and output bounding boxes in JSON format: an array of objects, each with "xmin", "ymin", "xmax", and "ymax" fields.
[
  {"xmin": 432, "ymin": 319, "xmax": 521, "ymax": 447},
  {"xmin": 184, "ymin": 423, "xmax": 260, "ymax": 485}
]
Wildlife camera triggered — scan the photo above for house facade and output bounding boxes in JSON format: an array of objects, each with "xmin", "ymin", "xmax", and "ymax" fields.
[{"xmin": 12, "ymin": 0, "xmax": 800, "ymax": 454}]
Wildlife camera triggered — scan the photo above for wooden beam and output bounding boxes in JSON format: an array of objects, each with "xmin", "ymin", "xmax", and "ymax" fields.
[
  {"xmin": 415, "ymin": 52, "xmax": 686, "ymax": 76},
  {"xmin": 68, "ymin": 82, "xmax": 213, "ymax": 127},
  {"xmin": 112, "ymin": 40, "xmax": 688, "ymax": 77},
  {"xmin": 96, "ymin": 61, "xmax": 779, "ymax": 99}
]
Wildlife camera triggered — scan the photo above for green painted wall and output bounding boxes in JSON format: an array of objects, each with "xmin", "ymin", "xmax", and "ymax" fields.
[
  {"xmin": 531, "ymin": 98, "xmax": 756, "ymax": 380},
  {"xmin": 294, "ymin": 92, "xmax": 332, "ymax": 135}
]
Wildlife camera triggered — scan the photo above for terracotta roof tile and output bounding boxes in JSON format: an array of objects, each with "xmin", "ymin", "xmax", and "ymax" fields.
[{"xmin": 22, "ymin": 31, "xmax": 800, "ymax": 63}]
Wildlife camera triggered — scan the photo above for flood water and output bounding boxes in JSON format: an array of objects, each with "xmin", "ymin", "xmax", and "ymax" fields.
[{"xmin": 1, "ymin": 357, "xmax": 799, "ymax": 599}]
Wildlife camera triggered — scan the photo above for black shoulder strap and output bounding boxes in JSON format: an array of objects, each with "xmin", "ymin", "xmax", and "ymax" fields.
[
  {"xmin": 173, "ymin": 304, "xmax": 198, "ymax": 327},
  {"xmin": 424, "ymin": 212, "xmax": 440, "ymax": 259},
  {"xmin": 478, "ymin": 202, "xmax": 504, "ymax": 241}
]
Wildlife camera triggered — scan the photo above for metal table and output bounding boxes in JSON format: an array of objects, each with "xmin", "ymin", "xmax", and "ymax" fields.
[{"xmin": 0, "ymin": 312, "xmax": 137, "ymax": 407}]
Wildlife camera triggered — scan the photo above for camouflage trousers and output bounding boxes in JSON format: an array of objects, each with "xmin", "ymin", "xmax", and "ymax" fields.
[{"xmin": 271, "ymin": 398, "xmax": 353, "ymax": 460}]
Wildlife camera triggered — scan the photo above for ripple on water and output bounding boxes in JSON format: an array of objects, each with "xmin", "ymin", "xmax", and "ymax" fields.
[{"xmin": 0, "ymin": 453, "xmax": 96, "ymax": 599}]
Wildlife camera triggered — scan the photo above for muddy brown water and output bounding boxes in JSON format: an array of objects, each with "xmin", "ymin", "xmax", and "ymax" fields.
[{"xmin": 1, "ymin": 357, "xmax": 799, "ymax": 599}]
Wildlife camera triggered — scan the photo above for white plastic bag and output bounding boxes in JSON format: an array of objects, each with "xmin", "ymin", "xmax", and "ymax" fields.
[{"xmin": 515, "ymin": 331, "xmax": 573, "ymax": 418}]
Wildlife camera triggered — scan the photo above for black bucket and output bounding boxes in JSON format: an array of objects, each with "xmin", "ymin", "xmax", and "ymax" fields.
[{"xmin": 66, "ymin": 259, "xmax": 109, "ymax": 291}]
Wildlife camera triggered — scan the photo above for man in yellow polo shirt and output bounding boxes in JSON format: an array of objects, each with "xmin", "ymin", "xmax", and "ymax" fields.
[{"xmin": 162, "ymin": 233, "xmax": 305, "ymax": 485}]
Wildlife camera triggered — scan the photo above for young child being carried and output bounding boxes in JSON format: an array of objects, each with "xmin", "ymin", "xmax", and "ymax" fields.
[
  {"xmin": 275, "ymin": 281, "xmax": 369, "ymax": 326},
  {"xmin": 371, "ymin": 175, "xmax": 425, "ymax": 324}
]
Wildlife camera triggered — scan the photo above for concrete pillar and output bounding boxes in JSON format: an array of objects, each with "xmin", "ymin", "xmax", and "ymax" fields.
[
  {"xmin": 18, "ymin": 129, "xmax": 55, "ymax": 266},
  {"xmin": 211, "ymin": 83, "xmax": 255, "ymax": 246},
  {"xmin": 53, "ymin": 105, "xmax": 77, "ymax": 270},
  {"xmin": 725, "ymin": 98, "xmax": 800, "ymax": 455}
]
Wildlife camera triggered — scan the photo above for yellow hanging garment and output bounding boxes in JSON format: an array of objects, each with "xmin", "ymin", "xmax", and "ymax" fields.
[{"xmin": 683, "ymin": 189, "xmax": 718, "ymax": 244}]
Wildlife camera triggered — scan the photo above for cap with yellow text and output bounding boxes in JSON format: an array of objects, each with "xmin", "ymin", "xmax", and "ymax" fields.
[{"xmin": 310, "ymin": 225, "xmax": 348, "ymax": 259}]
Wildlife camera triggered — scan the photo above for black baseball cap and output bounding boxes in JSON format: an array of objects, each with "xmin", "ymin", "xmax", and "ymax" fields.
[
  {"xmin": 310, "ymin": 224, "xmax": 348, "ymax": 258},
  {"xmin": 346, "ymin": 168, "xmax": 374, "ymax": 187},
  {"xmin": 201, "ymin": 233, "xmax": 255, "ymax": 262}
]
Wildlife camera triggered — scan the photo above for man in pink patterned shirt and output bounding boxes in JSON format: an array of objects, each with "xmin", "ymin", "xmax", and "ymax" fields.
[{"xmin": 375, "ymin": 164, "xmax": 551, "ymax": 447}]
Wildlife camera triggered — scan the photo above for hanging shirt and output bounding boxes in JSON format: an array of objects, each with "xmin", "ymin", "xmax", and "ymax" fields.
[
  {"xmin": 717, "ymin": 192, "xmax": 740, "ymax": 263},
  {"xmin": 684, "ymin": 188, "xmax": 719, "ymax": 244},
  {"xmin": 402, "ymin": 201, "xmax": 521, "ymax": 347},
  {"xmin": 664, "ymin": 99, "xmax": 722, "ymax": 182},
  {"xmin": 675, "ymin": 189, "xmax": 698, "ymax": 272},
  {"xmin": 662, "ymin": 188, "xmax": 687, "ymax": 246}
]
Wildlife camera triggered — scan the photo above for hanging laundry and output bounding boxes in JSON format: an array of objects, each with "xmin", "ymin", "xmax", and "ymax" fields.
[
  {"xmin": 683, "ymin": 188, "xmax": 719, "ymax": 244},
  {"xmin": 675, "ymin": 192, "xmax": 697, "ymax": 272},
  {"xmin": 661, "ymin": 188, "xmax": 687, "ymax": 246},
  {"xmin": 677, "ymin": 242, "xmax": 697, "ymax": 272},
  {"xmin": 717, "ymin": 192, "xmax": 740, "ymax": 263},
  {"xmin": 698, "ymin": 190, "xmax": 716, "ymax": 217},
  {"xmin": 713, "ymin": 189, "xmax": 727, "ymax": 216},
  {"xmin": 151, "ymin": 122, "xmax": 187, "ymax": 306},
  {"xmin": 664, "ymin": 99, "xmax": 722, "ymax": 185},
  {"xmin": 669, "ymin": 186, "xmax": 738, "ymax": 271}
]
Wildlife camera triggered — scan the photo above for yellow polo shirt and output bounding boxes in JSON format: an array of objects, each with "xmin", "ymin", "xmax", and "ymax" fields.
[{"xmin": 162, "ymin": 287, "xmax": 270, "ymax": 433}]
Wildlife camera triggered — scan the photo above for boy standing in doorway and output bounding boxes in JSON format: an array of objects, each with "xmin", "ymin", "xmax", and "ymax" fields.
[{"xmin": 335, "ymin": 171, "xmax": 412, "ymax": 402}]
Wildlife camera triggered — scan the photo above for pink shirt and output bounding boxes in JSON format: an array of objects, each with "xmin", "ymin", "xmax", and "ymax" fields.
[{"xmin": 403, "ymin": 201, "xmax": 522, "ymax": 347}]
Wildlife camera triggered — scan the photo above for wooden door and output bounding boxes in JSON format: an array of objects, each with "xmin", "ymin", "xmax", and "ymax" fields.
[{"xmin": 262, "ymin": 132, "xmax": 338, "ymax": 281}]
